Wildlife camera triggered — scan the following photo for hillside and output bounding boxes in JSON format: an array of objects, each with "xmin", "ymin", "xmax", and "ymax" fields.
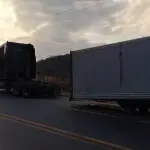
[{"xmin": 36, "ymin": 54, "xmax": 70, "ymax": 80}]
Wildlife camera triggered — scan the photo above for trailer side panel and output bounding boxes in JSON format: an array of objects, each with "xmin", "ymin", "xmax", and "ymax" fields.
[{"xmin": 71, "ymin": 44, "xmax": 121, "ymax": 100}]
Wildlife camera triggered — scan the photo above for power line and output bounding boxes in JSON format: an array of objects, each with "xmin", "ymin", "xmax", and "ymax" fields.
[
  {"xmin": 55, "ymin": 0, "xmax": 102, "ymax": 16},
  {"xmin": 40, "ymin": 0, "xmax": 103, "ymax": 45}
]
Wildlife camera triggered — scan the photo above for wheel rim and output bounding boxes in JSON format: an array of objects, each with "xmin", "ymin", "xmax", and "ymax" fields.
[
  {"xmin": 23, "ymin": 89, "xmax": 29, "ymax": 97},
  {"xmin": 13, "ymin": 88, "xmax": 19, "ymax": 95}
]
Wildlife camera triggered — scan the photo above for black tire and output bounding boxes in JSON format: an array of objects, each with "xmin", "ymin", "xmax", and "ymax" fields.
[
  {"xmin": 117, "ymin": 101, "xmax": 137, "ymax": 114},
  {"xmin": 12, "ymin": 86, "xmax": 20, "ymax": 97},
  {"xmin": 48, "ymin": 87, "xmax": 56, "ymax": 98},
  {"xmin": 22, "ymin": 87, "xmax": 30, "ymax": 98},
  {"xmin": 128, "ymin": 107, "xmax": 137, "ymax": 114},
  {"xmin": 117, "ymin": 101, "xmax": 128, "ymax": 110},
  {"xmin": 139, "ymin": 107, "xmax": 148, "ymax": 115},
  {"xmin": 54, "ymin": 87, "xmax": 61, "ymax": 97}
]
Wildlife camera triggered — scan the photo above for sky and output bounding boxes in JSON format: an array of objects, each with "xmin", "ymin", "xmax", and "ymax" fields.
[{"xmin": 0, "ymin": 0, "xmax": 150, "ymax": 60}]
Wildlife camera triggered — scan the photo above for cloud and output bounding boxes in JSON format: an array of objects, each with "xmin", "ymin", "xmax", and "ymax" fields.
[
  {"xmin": 1, "ymin": 0, "xmax": 150, "ymax": 60},
  {"xmin": 73, "ymin": 0, "xmax": 150, "ymax": 44}
]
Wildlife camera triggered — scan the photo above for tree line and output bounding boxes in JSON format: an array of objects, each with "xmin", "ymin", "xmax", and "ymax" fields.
[{"xmin": 36, "ymin": 54, "xmax": 70, "ymax": 81}]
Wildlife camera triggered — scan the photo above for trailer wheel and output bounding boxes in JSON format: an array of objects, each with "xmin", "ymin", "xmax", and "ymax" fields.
[
  {"xmin": 22, "ymin": 87, "xmax": 30, "ymax": 98},
  {"xmin": 138, "ymin": 107, "xmax": 148, "ymax": 115}
]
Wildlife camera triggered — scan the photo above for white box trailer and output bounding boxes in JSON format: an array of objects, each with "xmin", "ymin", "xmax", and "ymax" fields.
[{"xmin": 70, "ymin": 36, "xmax": 150, "ymax": 112}]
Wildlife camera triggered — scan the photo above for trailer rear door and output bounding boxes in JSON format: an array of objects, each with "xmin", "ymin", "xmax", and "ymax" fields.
[{"xmin": 121, "ymin": 37, "xmax": 150, "ymax": 98}]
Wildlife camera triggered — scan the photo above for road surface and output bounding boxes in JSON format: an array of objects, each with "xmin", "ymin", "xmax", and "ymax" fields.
[{"xmin": 0, "ymin": 94, "xmax": 149, "ymax": 150}]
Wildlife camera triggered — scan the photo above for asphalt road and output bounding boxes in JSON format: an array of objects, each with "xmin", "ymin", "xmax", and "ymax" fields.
[
  {"xmin": 0, "ymin": 116, "xmax": 107, "ymax": 150},
  {"xmin": 0, "ymin": 94, "xmax": 150, "ymax": 150}
]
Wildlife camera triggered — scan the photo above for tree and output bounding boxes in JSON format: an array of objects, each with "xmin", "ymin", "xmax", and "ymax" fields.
[{"xmin": 36, "ymin": 54, "xmax": 70, "ymax": 80}]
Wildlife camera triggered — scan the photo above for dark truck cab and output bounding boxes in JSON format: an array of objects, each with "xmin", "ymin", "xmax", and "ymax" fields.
[{"xmin": 0, "ymin": 41, "xmax": 57, "ymax": 97}]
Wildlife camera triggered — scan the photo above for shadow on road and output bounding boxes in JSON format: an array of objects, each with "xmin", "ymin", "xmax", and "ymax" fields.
[
  {"xmin": 0, "ymin": 90, "xmax": 59, "ymax": 100},
  {"xmin": 70, "ymin": 102, "xmax": 150, "ymax": 118}
]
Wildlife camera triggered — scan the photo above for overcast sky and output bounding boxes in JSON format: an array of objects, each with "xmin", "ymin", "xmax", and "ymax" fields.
[{"xmin": 0, "ymin": 0, "xmax": 150, "ymax": 60}]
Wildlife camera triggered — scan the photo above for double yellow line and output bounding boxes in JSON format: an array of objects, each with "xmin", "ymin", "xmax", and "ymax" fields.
[{"xmin": 0, "ymin": 113, "xmax": 132, "ymax": 150}]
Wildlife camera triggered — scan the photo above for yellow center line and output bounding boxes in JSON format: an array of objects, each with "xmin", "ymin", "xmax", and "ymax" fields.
[{"xmin": 0, "ymin": 113, "xmax": 132, "ymax": 150}]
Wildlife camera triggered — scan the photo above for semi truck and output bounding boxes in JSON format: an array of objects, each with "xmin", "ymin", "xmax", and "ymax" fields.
[
  {"xmin": 0, "ymin": 41, "xmax": 59, "ymax": 98},
  {"xmin": 69, "ymin": 36, "xmax": 150, "ymax": 113}
]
